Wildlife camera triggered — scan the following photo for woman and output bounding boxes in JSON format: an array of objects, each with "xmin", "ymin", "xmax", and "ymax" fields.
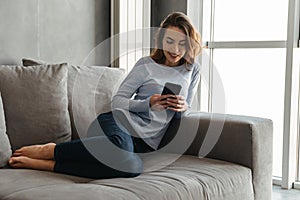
[{"xmin": 8, "ymin": 12, "xmax": 202, "ymax": 179}]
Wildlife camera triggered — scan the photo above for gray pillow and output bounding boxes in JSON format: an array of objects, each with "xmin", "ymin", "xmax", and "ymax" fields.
[
  {"xmin": 0, "ymin": 93, "xmax": 12, "ymax": 167},
  {"xmin": 68, "ymin": 65, "xmax": 125, "ymax": 139},
  {"xmin": 0, "ymin": 63, "xmax": 71, "ymax": 151},
  {"xmin": 22, "ymin": 58, "xmax": 47, "ymax": 66},
  {"xmin": 22, "ymin": 58, "xmax": 126, "ymax": 139}
]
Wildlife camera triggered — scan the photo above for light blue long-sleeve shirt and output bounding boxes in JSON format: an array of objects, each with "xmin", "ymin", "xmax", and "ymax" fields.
[{"xmin": 111, "ymin": 56, "xmax": 200, "ymax": 150}]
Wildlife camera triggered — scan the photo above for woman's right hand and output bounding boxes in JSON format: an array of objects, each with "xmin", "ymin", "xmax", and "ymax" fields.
[{"xmin": 150, "ymin": 94, "xmax": 171, "ymax": 111}]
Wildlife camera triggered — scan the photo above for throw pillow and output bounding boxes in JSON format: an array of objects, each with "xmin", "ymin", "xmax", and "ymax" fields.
[
  {"xmin": 22, "ymin": 58, "xmax": 47, "ymax": 66},
  {"xmin": 0, "ymin": 93, "xmax": 12, "ymax": 167},
  {"xmin": 0, "ymin": 63, "xmax": 71, "ymax": 151},
  {"xmin": 68, "ymin": 65, "xmax": 125, "ymax": 139}
]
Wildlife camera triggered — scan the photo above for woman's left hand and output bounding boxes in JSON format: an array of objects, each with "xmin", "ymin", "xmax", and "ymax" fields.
[{"xmin": 166, "ymin": 95, "xmax": 188, "ymax": 112}]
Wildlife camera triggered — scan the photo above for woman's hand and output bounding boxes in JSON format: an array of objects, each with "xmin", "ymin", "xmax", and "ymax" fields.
[
  {"xmin": 150, "ymin": 94, "xmax": 169, "ymax": 111},
  {"xmin": 150, "ymin": 94, "xmax": 188, "ymax": 112},
  {"xmin": 165, "ymin": 95, "xmax": 188, "ymax": 112}
]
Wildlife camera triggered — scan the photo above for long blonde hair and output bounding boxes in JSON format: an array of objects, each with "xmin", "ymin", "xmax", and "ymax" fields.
[{"xmin": 151, "ymin": 12, "xmax": 202, "ymax": 67}]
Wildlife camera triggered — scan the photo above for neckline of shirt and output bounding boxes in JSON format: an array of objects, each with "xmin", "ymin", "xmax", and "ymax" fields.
[{"xmin": 147, "ymin": 56, "xmax": 185, "ymax": 69}]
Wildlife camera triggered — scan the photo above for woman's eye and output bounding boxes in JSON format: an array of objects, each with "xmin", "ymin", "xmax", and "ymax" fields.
[
  {"xmin": 166, "ymin": 40, "xmax": 173, "ymax": 44},
  {"xmin": 179, "ymin": 42, "xmax": 186, "ymax": 46}
]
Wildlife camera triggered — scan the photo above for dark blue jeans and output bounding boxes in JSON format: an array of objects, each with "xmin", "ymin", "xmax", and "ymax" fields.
[{"xmin": 53, "ymin": 112, "xmax": 153, "ymax": 179}]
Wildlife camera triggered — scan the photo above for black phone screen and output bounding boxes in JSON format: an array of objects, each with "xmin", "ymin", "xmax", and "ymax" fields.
[{"xmin": 161, "ymin": 82, "xmax": 182, "ymax": 96}]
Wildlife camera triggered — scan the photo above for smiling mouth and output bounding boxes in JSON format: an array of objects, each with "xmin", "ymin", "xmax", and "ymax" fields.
[{"xmin": 169, "ymin": 52, "xmax": 180, "ymax": 58}]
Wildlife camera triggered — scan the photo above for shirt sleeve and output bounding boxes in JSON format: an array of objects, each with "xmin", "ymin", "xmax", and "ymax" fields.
[
  {"xmin": 111, "ymin": 58, "xmax": 151, "ymax": 113},
  {"xmin": 186, "ymin": 62, "xmax": 201, "ymax": 108}
]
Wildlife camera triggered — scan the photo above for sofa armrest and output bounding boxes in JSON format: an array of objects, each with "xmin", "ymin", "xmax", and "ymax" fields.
[{"xmin": 159, "ymin": 112, "xmax": 273, "ymax": 200}]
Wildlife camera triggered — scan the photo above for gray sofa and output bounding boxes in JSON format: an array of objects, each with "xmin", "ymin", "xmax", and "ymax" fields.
[{"xmin": 0, "ymin": 62, "xmax": 273, "ymax": 200}]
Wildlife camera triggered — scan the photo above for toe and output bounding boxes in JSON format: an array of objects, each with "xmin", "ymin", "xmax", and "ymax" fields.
[
  {"xmin": 16, "ymin": 146, "xmax": 25, "ymax": 151},
  {"xmin": 13, "ymin": 152, "xmax": 22, "ymax": 156},
  {"xmin": 13, "ymin": 148, "xmax": 23, "ymax": 154},
  {"xmin": 8, "ymin": 157, "xmax": 17, "ymax": 166}
]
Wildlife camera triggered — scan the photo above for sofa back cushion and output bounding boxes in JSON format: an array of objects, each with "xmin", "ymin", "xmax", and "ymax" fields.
[
  {"xmin": 22, "ymin": 58, "xmax": 126, "ymax": 139},
  {"xmin": 0, "ymin": 93, "xmax": 12, "ymax": 167},
  {"xmin": 0, "ymin": 64, "xmax": 71, "ymax": 150}
]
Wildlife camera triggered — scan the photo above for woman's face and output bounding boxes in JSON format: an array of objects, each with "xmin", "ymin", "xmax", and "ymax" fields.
[{"xmin": 162, "ymin": 26, "xmax": 187, "ymax": 67}]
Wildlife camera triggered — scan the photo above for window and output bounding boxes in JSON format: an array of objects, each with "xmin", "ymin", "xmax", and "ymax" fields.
[
  {"xmin": 213, "ymin": 49, "xmax": 286, "ymax": 177},
  {"xmin": 214, "ymin": 0, "xmax": 288, "ymax": 41},
  {"xmin": 188, "ymin": 0, "xmax": 300, "ymax": 189},
  {"xmin": 112, "ymin": 0, "xmax": 151, "ymax": 72}
]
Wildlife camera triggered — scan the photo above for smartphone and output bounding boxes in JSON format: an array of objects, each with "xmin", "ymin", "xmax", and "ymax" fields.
[{"xmin": 161, "ymin": 82, "xmax": 182, "ymax": 96}]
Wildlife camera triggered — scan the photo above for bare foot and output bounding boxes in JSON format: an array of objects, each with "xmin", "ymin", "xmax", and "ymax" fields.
[
  {"xmin": 13, "ymin": 143, "xmax": 56, "ymax": 160},
  {"xmin": 9, "ymin": 156, "xmax": 55, "ymax": 171}
]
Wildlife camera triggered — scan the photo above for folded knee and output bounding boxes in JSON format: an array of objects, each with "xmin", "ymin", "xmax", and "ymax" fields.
[{"xmin": 121, "ymin": 155, "xmax": 143, "ymax": 177}]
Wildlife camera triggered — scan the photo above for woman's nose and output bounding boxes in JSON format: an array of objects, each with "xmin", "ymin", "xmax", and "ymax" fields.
[{"xmin": 170, "ymin": 44, "xmax": 180, "ymax": 53}]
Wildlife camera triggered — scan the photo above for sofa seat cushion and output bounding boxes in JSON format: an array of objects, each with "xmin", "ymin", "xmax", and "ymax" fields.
[{"xmin": 0, "ymin": 156, "xmax": 253, "ymax": 200}]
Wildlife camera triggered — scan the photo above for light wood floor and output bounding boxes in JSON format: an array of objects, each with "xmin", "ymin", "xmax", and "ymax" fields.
[{"xmin": 272, "ymin": 185, "xmax": 300, "ymax": 200}]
